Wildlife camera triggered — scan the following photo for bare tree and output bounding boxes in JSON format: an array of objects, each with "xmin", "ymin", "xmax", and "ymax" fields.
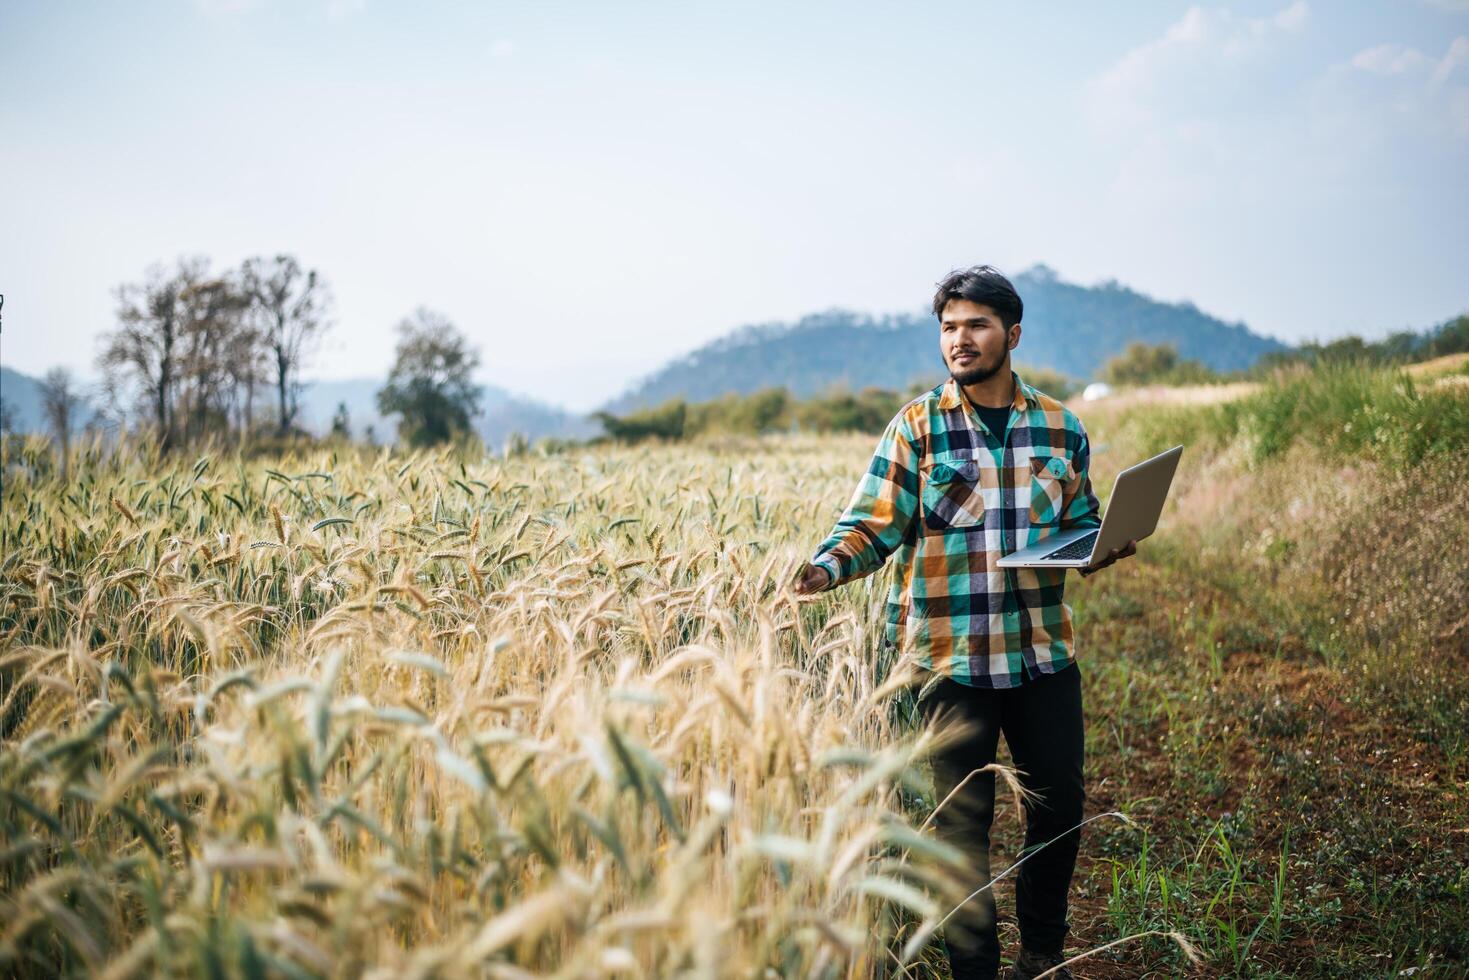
[
  {"xmin": 223, "ymin": 320, "xmax": 267, "ymax": 435},
  {"xmin": 99, "ymin": 257, "xmax": 256, "ymax": 449},
  {"xmin": 99, "ymin": 259, "xmax": 197, "ymax": 451},
  {"xmin": 241, "ymin": 255, "xmax": 332, "ymax": 436},
  {"xmin": 99, "ymin": 255, "xmax": 333, "ymax": 449},
  {"xmin": 175, "ymin": 273, "xmax": 249, "ymax": 444},
  {"xmin": 40, "ymin": 367, "xmax": 84, "ymax": 479}
]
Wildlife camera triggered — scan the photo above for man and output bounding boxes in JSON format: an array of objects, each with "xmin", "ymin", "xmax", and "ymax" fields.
[{"xmin": 793, "ymin": 265, "xmax": 1135, "ymax": 980}]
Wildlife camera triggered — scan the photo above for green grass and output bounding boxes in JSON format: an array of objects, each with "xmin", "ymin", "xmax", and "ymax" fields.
[
  {"xmin": 1069, "ymin": 553, "xmax": 1469, "ymax": 973},
  {"xmin": 1058, "ymin": 381, "xmax": 1469, "ymax": 974},
  {"xmin": 1123, "ymin": 360, "xmax": 1469, "ymax": 469}
]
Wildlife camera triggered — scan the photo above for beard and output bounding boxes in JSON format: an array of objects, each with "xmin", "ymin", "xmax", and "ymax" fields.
[{"xmin": 949, "ymin": 350, "xmax": 1007, "ymax": 387}]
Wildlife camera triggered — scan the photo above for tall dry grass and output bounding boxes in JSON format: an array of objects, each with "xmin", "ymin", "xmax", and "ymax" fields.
[{"xmin": 1, "ymin": 434, "xmax": 1012, "ymax": 977}]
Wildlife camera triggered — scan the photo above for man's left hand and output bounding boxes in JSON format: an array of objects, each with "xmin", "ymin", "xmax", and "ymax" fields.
[{"xmin": 1079, "ymin": 538, "xmax": 1138, "ymax": 578}]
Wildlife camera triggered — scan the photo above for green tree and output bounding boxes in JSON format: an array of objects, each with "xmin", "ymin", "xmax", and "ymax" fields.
[
  {"xmin": 728, "ymin": 387, "xmax": 789, "ymax": 434},
  {"xmin": 683, "ymin": 387, "xmax": 790, "ymax": 436},
  {"xmin": 1426, "ymin": 314, "xmax": 1469, "ymax": 358},
  {"xmin": 795, "ymin": 385, "xmax": 904, "ymax": 433},
  {"xmin": 1101, "ymin": 341, "xmax": 1215, "ymax": 386},
  {"xmin": 1013, "ymin": 363, "xmax": 1080, "ymax": 400},
  {"xmin": 594, "ymin": 399, "xmax": 687, "ymax": 442},
  {"xmin": 376, "ymin": 308, "xmax": 483, "ymax": 448}
]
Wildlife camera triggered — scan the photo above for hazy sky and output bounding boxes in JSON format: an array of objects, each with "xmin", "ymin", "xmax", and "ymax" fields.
[{"xmin": 3, "ymin": 1, "xmax": 1466, "ymax": 411}]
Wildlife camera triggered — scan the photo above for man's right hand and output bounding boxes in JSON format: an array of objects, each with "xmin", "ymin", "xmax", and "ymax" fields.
[{"xmin": 793, "ymin": 562, "xmax": 832, "ymax": 595}]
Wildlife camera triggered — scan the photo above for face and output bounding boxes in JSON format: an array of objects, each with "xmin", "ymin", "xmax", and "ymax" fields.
[{"xmin": 939, "ymin": 298, "xmax": 1020, "ymax": 386}]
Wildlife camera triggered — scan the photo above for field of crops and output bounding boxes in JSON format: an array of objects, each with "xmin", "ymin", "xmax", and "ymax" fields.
[{"xmin": 3, "ymin": 362, "xmax": 1468, "ymax": 977}]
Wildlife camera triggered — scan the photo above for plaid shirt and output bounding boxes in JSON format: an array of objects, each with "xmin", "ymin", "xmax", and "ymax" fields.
[{"xmin": 810, "ymin": 371, "xmax": 1101, "ymax": 689}]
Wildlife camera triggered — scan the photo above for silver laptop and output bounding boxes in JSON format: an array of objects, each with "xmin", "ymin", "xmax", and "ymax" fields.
[{"xmin": 997, "ymin": 445, "xmax": 1183, "ymax": 568}]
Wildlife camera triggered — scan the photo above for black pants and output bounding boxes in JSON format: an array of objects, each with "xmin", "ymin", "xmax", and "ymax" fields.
[{"xmin": 917, "ymin": 663, "xmax": 1086, "ymax": 978}]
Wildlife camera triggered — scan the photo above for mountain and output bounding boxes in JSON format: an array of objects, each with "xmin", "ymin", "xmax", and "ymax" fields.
[
  {"xmin": 601, "ymin": 264, "xmax": 1289, "ymax": 413},
  {"xmin": 295, "ymin": 378, "xmax": 598, "ymax": 448},
  {"xmin": 0, "ymin": 367, "xmax": 595, "ymax": 447},
  {"xmin": 1, "ymin": 266, "xmax": 1291, "ymax": 441},
  {"xmin": 1, "ymin": 367, "xmax": 102, "ymax": 435}
]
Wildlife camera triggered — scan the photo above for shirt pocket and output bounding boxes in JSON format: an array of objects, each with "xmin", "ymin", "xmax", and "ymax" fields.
[
  {"xmin": 921, "ymin": 457, "xmax": 986, "ymax": 532},
  {"xmin": 1028, "ymin": 454, "xmax": 1073, "ymax": 526}
]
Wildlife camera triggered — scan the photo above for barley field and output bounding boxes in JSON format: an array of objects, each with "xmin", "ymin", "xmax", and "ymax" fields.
[{"xmin": 3, "ymin": 362, "xmax": 1468, "ymax": 977}]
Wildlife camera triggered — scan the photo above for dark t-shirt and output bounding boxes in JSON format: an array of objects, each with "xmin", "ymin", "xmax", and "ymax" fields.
[{"xmin": 972, "ymin": 401, "xmax": 1011, "ymax": 445}]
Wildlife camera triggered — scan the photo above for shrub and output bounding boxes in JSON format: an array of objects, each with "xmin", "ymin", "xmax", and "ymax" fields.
[{"xmin": 1102, "ymin": 341, "xmax": 1217, "ymax": 387}]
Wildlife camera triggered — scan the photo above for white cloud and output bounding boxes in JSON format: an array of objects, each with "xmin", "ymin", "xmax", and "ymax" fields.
[
  {"xmin": 1273, "ymin": 0, "xmax": 1310, "ymax": 32},
  {"xmin": 191, "ymin": 0, "xmax": 365, "ymax": 18},
  {"xmin": 1076, "ymin": 0, "xmax": 1468, "ymax": 278},
  {"xmin": 192, "ymin": 0, "xmax": 262, "ymax": 13},
  {"xmin": 1343, "ymin": 36, "xmax": 1469, "ymax": 135},
  {"xmin": 1351, "ymin": 43, "xmax": 1433, "ymax": 75},
  {"xmin": 1349, "ymin": 36, "xmax": 1469, "ymax": 82},
  {"xmin": 1089, "ymin": 4, "xmax": 1468, "ymax": 147},
  {"xmin": 1086, "ymin": 2, "xmax": 1310, "ymax": 130},
  {"xmin": 1434, "ymin": 35, "xmax": 1469, "ymax": 84},
  {"xmin": 326, "ymin": 0, "xmax": 366, "ymax": 19}
]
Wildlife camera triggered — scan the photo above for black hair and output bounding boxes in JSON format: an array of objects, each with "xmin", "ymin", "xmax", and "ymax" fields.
[{"xmin": 931, "ymin": 265, "xmax": 1023, "ymax": 328}]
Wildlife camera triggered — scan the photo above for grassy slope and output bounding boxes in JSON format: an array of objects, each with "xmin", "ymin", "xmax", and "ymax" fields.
[{"xmin": 986, "ymin": 363, "xmax": 1469, "ymax": 977}]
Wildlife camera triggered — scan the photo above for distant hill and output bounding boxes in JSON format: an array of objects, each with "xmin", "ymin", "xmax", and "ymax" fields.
[
  {"xmin": 0, "ymin": 367, "xmax": 596, "ymax": 448},
  {"xmin": 1, "ymin": 367, "xmax": 102, "ymax": 435},
  {"xmin": 601, "ymin": 264, "xmax": 1288, "ymax": 413},
  {"xmin": 1, "ymin": 267, "xmax": 1291, "ymax": 442},
  {"xmin": 295, "ymin": 378, "xmax": 598, "ymax": 448}
]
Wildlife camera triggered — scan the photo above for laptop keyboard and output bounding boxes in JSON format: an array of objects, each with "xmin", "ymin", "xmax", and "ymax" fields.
[{"xmin": 1043, "ymin": 531, "xmax": 1099, "ymax": 561}]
